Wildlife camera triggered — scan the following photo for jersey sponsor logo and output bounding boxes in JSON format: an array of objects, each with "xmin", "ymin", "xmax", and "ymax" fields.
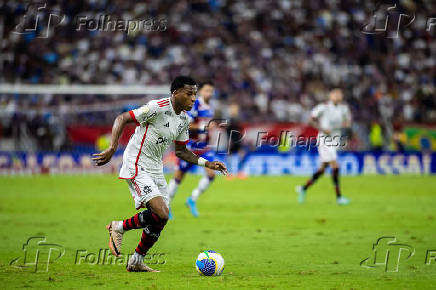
[
  {"xmin": 157, "ymin": 99, "xmax": 170, "ymax": 107},
  {"xmin": 156, "ymin": 136, "xmax": 169, "ymax": 145},
  {"xmin": 164, "ymin": 122, "xmax": 169, "ymax": 127},
  {"xmin": 148, "ymin": 112, "xmax": 157, "ymax": 119}
]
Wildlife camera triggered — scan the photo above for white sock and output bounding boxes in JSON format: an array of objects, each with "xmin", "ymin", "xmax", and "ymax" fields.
[
  {"xmin": 115, "ymin": 221, "xmax": 124, "ymax": 233},
  {"xmin": 191, "ymin": 176, "xmax": 212, "ymax": 202},
  {"xmin": 131, "ymin": 251, "xmax": 144, "ymax": 264},
  {"xmin": 168, "ymin": 178, "xmax": 180, "ymax": 202}
]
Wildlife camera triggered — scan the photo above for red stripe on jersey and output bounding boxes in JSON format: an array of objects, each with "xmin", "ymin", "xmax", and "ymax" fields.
[
  {"xmin": 129, "ymin": 110, "xmax": 140, "ymax": 126},
  {"xmin": 174, "ymin": 140, "xmax": 189, "ymax": 145},
  {"xmin": 119, "ymin": 123, "xmax": 149, "ymax": 180},
  {"xmin": 132, "ymin": 124, "xmax": 149, "ymax": 179},
  {"xmin": 132, "ymin": 179, "xmax": 142, "ymax": 196},
  {"xmin": 157, "ymin": 99, "xmax": 169, "ymax": 106}
]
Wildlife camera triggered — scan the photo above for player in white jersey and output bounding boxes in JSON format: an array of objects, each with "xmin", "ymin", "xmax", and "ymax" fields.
[
  {"xmin": 92, "ymin": 76, "xmax": 227, "ymax": 272},
  {"xmin": 296, "ymin": 89, "xmax": 352, "ymax": 205}
]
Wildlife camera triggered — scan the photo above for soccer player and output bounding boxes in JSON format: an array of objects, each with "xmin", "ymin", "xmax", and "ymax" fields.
[
  {"xmin": 296, "ymin": 88, "xmax": 351, "ymax": 205},
  {"xmin": 92, "ymin": 76, "xmax": 227, "ymax": 272},
  {"xmin": 167, "ymin": 81, "xmax": 216, "ymax": 218}
]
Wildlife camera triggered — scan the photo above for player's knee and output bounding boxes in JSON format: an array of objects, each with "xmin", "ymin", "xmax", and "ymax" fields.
[
  {"xmin": 154, "ymin": 207, "xmax": 169, "ymax": 223},
  {"xmin": 147, "ymin": 198, "xmax": 169, "ymax": 223}
]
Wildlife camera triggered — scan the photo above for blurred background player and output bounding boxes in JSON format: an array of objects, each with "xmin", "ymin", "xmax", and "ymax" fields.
[
  {"xmin": 296, "ymin": 89, "xmax": 352, "ymax": 205},
  {"xmin": 225, "ymin": 100, "xmax": 249, "ymax": 180},
  {"xmin": 168, "ymin": 81, "xmax": 216, "ymax": 218}
]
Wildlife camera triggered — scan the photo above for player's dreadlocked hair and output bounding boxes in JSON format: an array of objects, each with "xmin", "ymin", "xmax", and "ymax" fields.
[{"xmin": 170, "ymin": 76, "xmax": 197, "ymax": 93}]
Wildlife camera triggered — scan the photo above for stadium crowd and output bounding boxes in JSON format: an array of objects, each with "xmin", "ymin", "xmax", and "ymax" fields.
[{"xmin": 0, "ymin": 0, "xmax": 435, "ymax": 151}]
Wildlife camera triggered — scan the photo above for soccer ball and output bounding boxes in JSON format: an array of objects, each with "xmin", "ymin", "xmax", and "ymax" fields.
[{"xmin": 195, "ymin": 250, "xmax": 225, "ymax": 276}]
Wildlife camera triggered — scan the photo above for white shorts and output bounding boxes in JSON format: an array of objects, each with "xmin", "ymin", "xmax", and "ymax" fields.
[
  {"xmin": 125, "ymin": 168, "xmax": 169, "ymax": 210},
  {"xmin": 318, "ymin": 141, "xmax": 337, "ymax": 163}
]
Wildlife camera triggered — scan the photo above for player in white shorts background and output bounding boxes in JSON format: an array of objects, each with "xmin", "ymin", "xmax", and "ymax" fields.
[
  {"xmin": 296, "ymin": 88, "xmax": 352, "ymax": 205},
  {"xmin": 92, "ymin": 76, "xmax": 228, "ymax": 272}
]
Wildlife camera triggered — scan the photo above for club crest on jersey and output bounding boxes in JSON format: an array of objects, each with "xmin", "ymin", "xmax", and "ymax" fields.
[
  {"xmin": 143, "ymin": 185, "xmax": 152, "ymax": 195},
  {"xmin": 164, "ymin": 111, "xmax": 172, "ymax": 116}
]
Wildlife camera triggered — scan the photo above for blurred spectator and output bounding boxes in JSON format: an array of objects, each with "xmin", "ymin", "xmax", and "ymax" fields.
[{"xmin": 0, "ymin": 0, "xmax": 434, "ymax": 151}]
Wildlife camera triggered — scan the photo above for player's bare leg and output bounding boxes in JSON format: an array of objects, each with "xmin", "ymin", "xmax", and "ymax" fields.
[
  {"xmin": 296, "ymin": 163, "xmax": 328, "ymax": 203},
  {"xmin": 330, "ymin": 161, "xmax": 350, "ymax": 205},
  {"xmin": 186, "ymin": 168, "xmax": 215, "ymax": 217},
  {"xmin": 168, "ymin": 170, "xmax": 186, "ymax": 219}
]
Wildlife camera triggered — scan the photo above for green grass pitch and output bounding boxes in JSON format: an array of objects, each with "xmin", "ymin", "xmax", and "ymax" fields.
[{"xmin": 0, "ymin": 175, "xmax": 435, "ymax": 289}]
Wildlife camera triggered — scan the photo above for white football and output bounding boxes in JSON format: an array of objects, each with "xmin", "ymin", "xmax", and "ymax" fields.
[{"xmin": 195, "ymin": 250, "xmax": 225, "ymax": 276}]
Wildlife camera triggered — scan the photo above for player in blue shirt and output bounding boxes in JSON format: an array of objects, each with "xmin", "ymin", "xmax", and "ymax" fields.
[{"xmin": 168, "ymin": 81, "xmax": 216, "ymax": 218}]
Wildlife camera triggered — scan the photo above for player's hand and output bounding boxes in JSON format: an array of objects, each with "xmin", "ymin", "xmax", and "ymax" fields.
[
  {"xmin": 92, "ymin": 147, "xmax": 115, "ymax": 166},
  {"xmin": 322, "ymin": 129, "xmax": 331, "ymax": 135},
  {"xmin": 206, "ymin": 161, "xmax": 228, "ymax": 176}
]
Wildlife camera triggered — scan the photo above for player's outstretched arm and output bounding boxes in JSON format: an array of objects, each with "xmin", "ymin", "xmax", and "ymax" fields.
[
  {"xmin": 92, "ymin": 111, "xmax": 135, "ymax": 166},
  {"xmin": 174, "ymin": 143, "xmax": 228, "ymax": 175}
]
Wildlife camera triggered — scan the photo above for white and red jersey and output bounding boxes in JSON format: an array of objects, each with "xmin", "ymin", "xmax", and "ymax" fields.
[
  {"xmin": 119, "ymin": 97, "xmax": 190, "ymax": 179},
  {"xmin": 311, "ymin": 101, "xmax": 351, "ymax": 138}
]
